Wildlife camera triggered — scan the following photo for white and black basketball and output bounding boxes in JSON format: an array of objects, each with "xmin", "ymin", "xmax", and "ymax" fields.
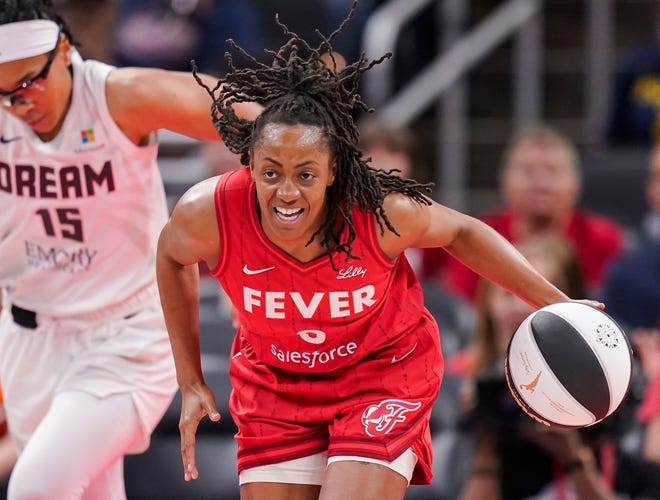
[{"xmin": 505, "ymin": 302, "xmax": 633, "ymax": 428}]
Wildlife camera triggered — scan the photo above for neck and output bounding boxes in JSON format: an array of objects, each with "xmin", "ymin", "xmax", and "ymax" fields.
[{"xmin": 515, "ymin": 213, "xmax": 564, "ymax": 239}]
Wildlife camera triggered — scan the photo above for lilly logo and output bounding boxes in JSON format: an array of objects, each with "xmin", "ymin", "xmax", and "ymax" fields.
[
  {"xmin": 337, "ymin": 265, "xmax": 367, "ymax": 279},
  {"xmin": 520, "ymin": 371, "xmax": 542, "ymax": 393},
  {"xmin": 361, "ymin": 399, "xmax": 422, "ymax": 437},
  {"xmin": 297, "ymin": 330, "xmax": 326, "ymax": 345}
]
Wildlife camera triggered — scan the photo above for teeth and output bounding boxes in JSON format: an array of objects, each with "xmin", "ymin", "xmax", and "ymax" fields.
[{"xmin": 276, "ymin": 207, "xmax": 302, "ymax": 216}]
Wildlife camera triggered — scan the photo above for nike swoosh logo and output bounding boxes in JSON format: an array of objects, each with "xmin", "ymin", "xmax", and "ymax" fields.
[
  {"xmin": 391, "ymin": 343, "xmax": 418, "ymax": 364},
  {"xmin": 0, "ymin": 135, "xmax": 21, "ymax": 144},
  {"xmin": 243, "ymin": 264, "xmax": 275, "ymax": 275}
]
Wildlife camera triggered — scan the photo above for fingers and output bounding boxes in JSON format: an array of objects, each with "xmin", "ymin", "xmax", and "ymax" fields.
[
  {"xmin": 179, "ymin": 386, "xmax": 221, "ymax": 480},
  {"xmin": 585, "ymin": 300, "xmax": 605, "ymax": 310},
  {"xmin": 180, "ymin": 427, "xmax": 198, "ymax": 481},
  {"xmin": 206, "ymin": 402, "xmax": 221, "ymax": 422},
  {"xmin": 570, "ymin": 298, "xmax": 605, "ymax": 310}
]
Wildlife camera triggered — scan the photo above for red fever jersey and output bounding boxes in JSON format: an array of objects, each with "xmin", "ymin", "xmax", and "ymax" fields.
[
  {"xmin": 210, "ymin": 168, "xmax": 444, "ymax": 485},
  {"xmin": 212, "ymin": 168, "xmax": 434, "ymax": 374}
]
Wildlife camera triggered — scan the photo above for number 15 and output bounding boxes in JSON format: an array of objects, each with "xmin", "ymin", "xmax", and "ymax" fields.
[{"xmin": 36, "ymin": 208, "xmax": 84, "ymax": 242}]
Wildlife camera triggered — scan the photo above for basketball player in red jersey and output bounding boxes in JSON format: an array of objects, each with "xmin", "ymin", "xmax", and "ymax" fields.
[{"xmin": 156, "ymin": 3, "xmax": 604, "ymax": 498}]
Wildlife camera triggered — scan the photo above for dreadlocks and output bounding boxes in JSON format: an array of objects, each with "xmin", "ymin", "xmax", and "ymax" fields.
[
  {"xmin": 0, "ymin": 0, "xmax": 75, "ymax": 42},
  {"xmin": 193, "ymin": 0, "xmax": 434, "ymax": 263}
]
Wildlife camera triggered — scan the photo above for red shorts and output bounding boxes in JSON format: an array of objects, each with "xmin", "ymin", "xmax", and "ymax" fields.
[{"xmin": 228, "ymin": 312, "xmax": 443, "ymax": 485}]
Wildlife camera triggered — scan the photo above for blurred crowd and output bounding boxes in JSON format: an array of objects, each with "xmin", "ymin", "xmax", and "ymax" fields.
[{"xmin": 4, "ymin": 1, "xmax": 660, "ymax": 499}]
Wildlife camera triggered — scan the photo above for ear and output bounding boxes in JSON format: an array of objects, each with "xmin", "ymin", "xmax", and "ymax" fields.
[
  {"xmin": 60, "ymin": 35, "xmax": 73, "ymax": 66},
  {"xmin": 328, "ymin": 162, "xmax": 337, "ymax": 186}
]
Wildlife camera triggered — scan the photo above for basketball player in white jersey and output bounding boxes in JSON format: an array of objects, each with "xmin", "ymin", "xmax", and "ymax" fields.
[{"xmin": 0, "ymin": 1, "xmax": 261, "ymax": 498}]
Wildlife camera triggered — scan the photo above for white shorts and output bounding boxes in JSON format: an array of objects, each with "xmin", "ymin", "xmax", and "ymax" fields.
[
  {"xmin": 0, "ymin": 287, "xmax": 177, "ymax": 454},
  {"xmin": 238, "ymin": 448, "xmax": 418, "ymax": 486}
]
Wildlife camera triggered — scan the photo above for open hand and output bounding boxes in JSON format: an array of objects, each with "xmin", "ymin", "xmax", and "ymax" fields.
[{"xmin": 179, "ymin": 383, "xmax": 221, "ymax": 481}]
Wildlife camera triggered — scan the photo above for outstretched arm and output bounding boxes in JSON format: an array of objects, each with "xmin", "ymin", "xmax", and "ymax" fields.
[
  {"xmin": 156, "ymin": 177, "xmax": 222, "ymax": 481},
  {"xmin": 379, "ymin": 194, "xmax": 602, "ymax": 310},
  {"xmin": 106, "ymin": 67, "xmax": 262, "ymax": 145}
]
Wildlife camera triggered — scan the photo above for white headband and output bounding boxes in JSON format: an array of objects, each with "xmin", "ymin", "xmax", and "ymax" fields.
[{"xmin": 0, "ymin": 20, "xmax": 60, "ymax": 64}]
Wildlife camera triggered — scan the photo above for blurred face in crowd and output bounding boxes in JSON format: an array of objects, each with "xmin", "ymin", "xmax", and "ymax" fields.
[
  {"xmin": 502, "ymin": 138, "xmax": 581, "ymax": 229},
  {"xmin": 487, "ymin": 284, "xmax": 535, "ymax": 355},
  {"xmin": 486, "ymin": 255, "xmax": 562, "ymax": 355},
  {"xmin": 365, "ymin": 144, "xmax": 413, "ymax": 179},
  {"xmin": 646, "ymin": 144, "xmax": 660, "ymax": 214}
]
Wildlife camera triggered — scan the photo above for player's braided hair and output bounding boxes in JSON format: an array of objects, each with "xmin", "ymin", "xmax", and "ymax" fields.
[
  {"xmin": 193, "ymin": 0, "xmax": 434, "ymax": 263},
  {"xmin": 0, "ymin": 0, "xmax": 76, "ymax": 43}
]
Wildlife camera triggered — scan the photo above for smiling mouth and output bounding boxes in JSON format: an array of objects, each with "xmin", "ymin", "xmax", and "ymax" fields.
[{"xmin": 274, "ymin": 207, "xmax": 304, "ymax": 222}]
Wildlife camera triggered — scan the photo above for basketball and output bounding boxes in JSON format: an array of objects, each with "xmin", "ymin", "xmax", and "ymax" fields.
[{"xmin": 505, "ymin": 302, "xmax": 633, "ymax": 428}]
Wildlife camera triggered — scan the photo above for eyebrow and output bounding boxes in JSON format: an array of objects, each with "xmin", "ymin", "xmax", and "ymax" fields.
[{"xmin": 263, "ymin": 157, "xmax": 319, "ymax": 168}]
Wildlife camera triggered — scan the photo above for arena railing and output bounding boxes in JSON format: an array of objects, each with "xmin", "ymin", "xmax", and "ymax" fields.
[{"xmin": 362, "ymin": 0, "xmax": 614, "ymax": 212}]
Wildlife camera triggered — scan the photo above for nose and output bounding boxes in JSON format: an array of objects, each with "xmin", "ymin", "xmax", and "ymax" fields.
[
  {"xmin": 5, "ymin": 98, "xmax": 36, "ymax": 117},
  {"xmin": 277, "ymin": 178, "xmax": 300, "ymax": 200}
]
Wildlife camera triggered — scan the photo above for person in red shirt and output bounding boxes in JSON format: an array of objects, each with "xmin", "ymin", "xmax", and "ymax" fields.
[
  {"xmin": 155, "ymin": 7, "xmax": 603, "ymax": 499},
  {"xmin": 423, "ymin": 126, "xmax": 625, "ymax": 302}
]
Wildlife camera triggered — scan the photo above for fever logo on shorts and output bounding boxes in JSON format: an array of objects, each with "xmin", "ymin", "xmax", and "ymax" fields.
[{"xmin": 361, "ymin": 399, "xmax": 422, "ymax": 437}]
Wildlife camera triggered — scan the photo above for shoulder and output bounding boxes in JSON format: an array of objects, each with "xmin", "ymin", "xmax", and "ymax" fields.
[
  {"xmin": 377, "ymin": 192, "xmax": 437, "ymax": 258},
  {"xmin": 104, "ymin": 66, "xmax": 191, "ymax": 129},
  {"xmin": 105, "ymin": 66, "xmax": 163, "ymax": 94},
  {"xmin": 382, "ymin": 192, "xmax": 430, "ymax": 221},
  {"xmin": 161, "ymin": 176, "xmax": 222, "ymax": 266},
  {"xmin": 171, "ymin": 176, "xmax": 220, "ymax": 231},
  {"xmin": 219, "ymin": 167, "xmax": 252, "ymax": 191},
  {"xmin": 105, "ymin": 66, "xmax": 156, "ymax": 112},
  {"xmin": 176, "ymin": 176, "xmax": 220, "ymax": 211}
]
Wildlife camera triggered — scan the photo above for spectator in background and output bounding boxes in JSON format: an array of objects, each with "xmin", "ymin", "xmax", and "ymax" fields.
[
  {"xmin": 606, "ymin": 41, "xmax": 660, "ymax": 146},
  {"xmin": 424, "ymin": 125, "xmax": 625, "ymax": 303},
  {"xmin": 453, "ymin": 236, "xmax": 660, "ymax": 500},
  {"xmin": 56, "ymin": 0, "xmax": 117, "ymax": 63},
  {"xmin": 358, "ymin": 119, "xmax": 426, "ymax": 181},
  {"xmin": 358, "ymin": 119, "xmax": 434, "ymax": 276},
  {"xmin": 632, "ymin": 329, "xmax": 660, "ymax": 467},
  {"xmin": 603, "ymin": 144, "xmax": 660, "ymax": 477},
  {"xmin": 603, "ymin": 143, "xmax": 660, "ymax": 331},
  {"xmin": 113, "ymin": 0, "xmax": 263, "ymax": 73}
]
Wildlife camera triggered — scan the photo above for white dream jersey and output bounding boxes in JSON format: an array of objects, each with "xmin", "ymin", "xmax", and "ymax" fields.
[{"xmin": 0, "ymin": 50, "xmax": 169, "ymax": 315}]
